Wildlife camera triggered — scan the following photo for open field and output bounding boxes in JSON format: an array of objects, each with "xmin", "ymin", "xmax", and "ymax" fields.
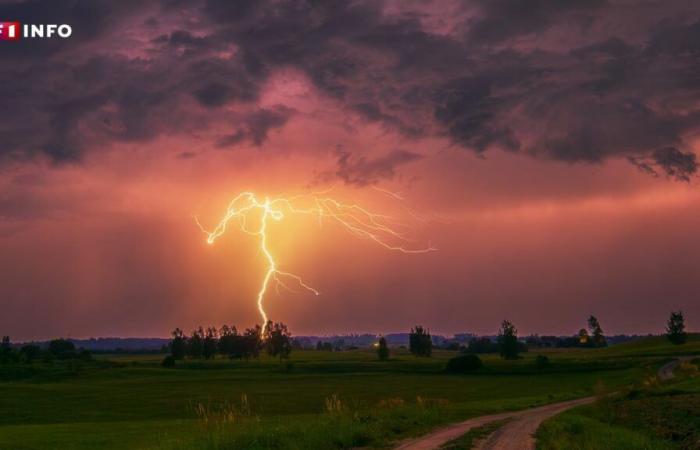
[
  {"xmin": 537, "ymin": 356, "xmax": 700, "ymax": 450},
  {"xmin": 1, "ymin": 336, "xmax": 699, "ymax": 449}
]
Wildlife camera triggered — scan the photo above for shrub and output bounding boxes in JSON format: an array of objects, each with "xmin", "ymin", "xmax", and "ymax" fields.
[
  {"xmin": 161, "ymin": 355, "xmax": 176, "ymax": 367},
  {"xmin": 446, "ymin": 353, "xmax": 483, "ymax": 373},
  {"xmin": 48, "ymin": 339, "xmax": 76, "ymax": 360},
  {"xmin": 535, "ymin": 355, "xmax": 550, "ymax": 369}
]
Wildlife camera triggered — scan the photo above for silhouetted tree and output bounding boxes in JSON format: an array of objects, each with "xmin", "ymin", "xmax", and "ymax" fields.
[
  {"xmin": 667, "ymin": 311, "xmax": 687, "ymax": 345},
  {"xmin": 203, "ymin": 327, "xmax": 218, "ymax": 359},
  {"xmin": 188, "ymin": 327, "xmax": 205, "ymax": 359},
  {"xmin": 409, "ymin": 326, "xmax": 432, "ymax": 357},
  {"xmin": 468, "ymin": 337, "xmax": 499, "ymax": 354},
  {"xmin": 377, "ymin": 336, "xmax": 389, "ymax": 361},
  {"xmin": 243, "ymin": 325, "xmax": 262, "ymax": 359},
  {"xmin": 218, "ymin": 325, "xmax": 238, "ymax": 357},
  {"xmin": 578, "ymin": 328, "xmax": 590, "ymax": 346},
  {"xmin": 48, "ymin": 339, "xmax": 76, "ymax": 360},
  {"xmin": 170, "ymin": 328, "xmax": 187, "ymax": 360},
  {"xmin": 19, "ymin": 344, "xmax": 41, "ymax": 363},
  {"xmin": 78, "ymin": 349, "xmax": 93, "ymax": 361},
  {"xmin": 588, "ymin": 315, "xmax": 607, "ymax": 347},
  {"xmin": 161, "ymin": 355, "xmax": 176, "ymax": 367},
  {"xmin": 498, "ymin": 320, "xmax": 520, "ymax": 360},
  {"xmin": 0, "ymin": 336, "xmax": 18, "ymax": 364},
  {"xmin": 264, "ymin": 321, "xmax": 292, "ymax": 360}
]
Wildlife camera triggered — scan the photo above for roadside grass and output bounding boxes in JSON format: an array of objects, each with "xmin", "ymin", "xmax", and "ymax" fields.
[
  {"xmin": 536, "ymin": 409, "xmax": 675, "ymax": 450},
  {"xmin": 537, "ymin": 358, "xmax": 700, "ymax": 450},
  {"xmin": 0, "ymin": 337, "xmax": 697, "ymax": 449},
  {"xmin": 156, "ymin": 398, "xmax": 456, "ymax": 450}
]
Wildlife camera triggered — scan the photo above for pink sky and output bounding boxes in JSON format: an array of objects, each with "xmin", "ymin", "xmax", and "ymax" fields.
[{"xmin": 1, "ymin": 0, "xmax": 699, "ymax": 339}]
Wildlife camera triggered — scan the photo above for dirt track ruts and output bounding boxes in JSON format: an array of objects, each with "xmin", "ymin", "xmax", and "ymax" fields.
[{"xmin": 395, "ymin": 356, "xmax": 691, "ymax": 450}]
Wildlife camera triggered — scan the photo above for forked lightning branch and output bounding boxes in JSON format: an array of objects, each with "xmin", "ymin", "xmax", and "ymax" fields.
[{"xmin": 196, "ymin": 191, "xmax": 435, "ymax": 330}]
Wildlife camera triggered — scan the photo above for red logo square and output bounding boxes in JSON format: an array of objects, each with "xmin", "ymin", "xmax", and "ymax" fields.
[{"xmin": 0, "ymin": 22, "xmax": 21, "ymax": 41}]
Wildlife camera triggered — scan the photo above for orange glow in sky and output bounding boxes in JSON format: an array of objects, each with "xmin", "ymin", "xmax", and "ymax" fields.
[{"xmin": 196, "ymin": 190, "xmax": 434, "ymax": 329}]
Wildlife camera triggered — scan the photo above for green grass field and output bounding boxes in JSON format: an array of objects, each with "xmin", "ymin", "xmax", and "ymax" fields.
[
  {"xmin": 1, "ymin": 336, "xmax": 699, "ymax": 450},
  {"xmin": 537, "ymin": 354, "xmax": 700, "ymax": 450}
]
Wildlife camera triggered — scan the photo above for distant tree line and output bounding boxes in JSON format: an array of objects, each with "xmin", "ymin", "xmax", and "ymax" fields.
[
  {"xmin": 524, "ymin": 315, "xmax": 608, "ymax": 349},
  {"xmin": 315, "ymin": 341, "xmax": 334, "ymax": 351},
  {"xmin": 0, "ymin": 336, "xmax": 92, "ymax": 365},
  {"xmin": 167, "ymin": 320, "xmax": 292, "ymax": 364}
]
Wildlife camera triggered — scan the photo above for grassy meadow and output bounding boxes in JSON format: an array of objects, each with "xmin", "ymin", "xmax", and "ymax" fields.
[
  {"xmin": 537, "ymin": 356, "xmax": 700, "ymax": 450},
  {"xmin": 1, "ymin": 336, "xmax": 699, "ymax": 449}
]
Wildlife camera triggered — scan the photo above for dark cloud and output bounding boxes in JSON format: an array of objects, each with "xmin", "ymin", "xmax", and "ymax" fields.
[
  {"xmin": 1, "ymin": 0, "xmax": 699, "ymax": 181},
  {"xmin": 194, "ymin": 82, "xmax": 233, "ymax": 108},
  {"xmin": 334, "ymin": 149, "xmax": 423, "ymax": 186},
  {"xmin": 434, "ymin": 76, "xmax": 520, "ymax": 153},
  {"xmin": 629, "ymin": 147, "xmax": 697, "ymax": 182},
  {"xmin": 465, "ymin": 0, "xmax": 607, "ymax": 45},
  {"xmin": 217, "ymin": 106, "xmax": 294, "ymax": 147}
]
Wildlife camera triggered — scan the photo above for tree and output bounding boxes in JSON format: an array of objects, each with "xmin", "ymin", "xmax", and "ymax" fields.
[
  {"xmin": 377, "ymin": 336, "xmax": 389, "ymax": 361},
  {"xmin": 218, "ymin": 325, "xmax": 238, "ymax": 357},
  {"xmin": 243, "ymin": 325, "xmax": 262, "ymax": 359},
  {"xmin": 0, "ymin": 336, "xmax": 18, "ymax": 364},
  {"xmin": 188, "ymin": 327, "xmax": 205, "ymax": 359},
  {"xmin": 264, "ymin": 321, "xmax": 292, "ymax": 360},
  {"xmin": 161, "ymin": 355, "xmax": 176, "ymax": 367},
  {"xmin": 48, "ymin": 339, "xmax": 76, "ymax": 360},
  {"xmin": 203, "ymin": 327, "xmax": 219, "ymax": 360},
  {"xmin": 0, "ymin": 336, "xmax": 9, "ymax": 352},
  {"xmin": 19, "ymin": 344, "xmax": 41, "ymax": 363},
  {"xmin": 667, "ymin": 311, "xmax": 687, "ymax": 345},
  {"xmin": 498, "ymin": 320, "xmax": 520, "ymax": 360},
  {"xmin": 587, "ymin": 315, "xmax": 607, "ymax": 347},
  {"xmin": 467, "ymin": 337, "xmax": 499, "ymax": 354},
  {"xmin": 409, "ymin": 326, "xmax": 432, "ymax": 357},
  {"xmin": 578, "ymin": 328, "xmax": 590, "ymax": 346},
  {"xmin": 170, "ymin": 328, "xmax": 187, "ymax": 360}
]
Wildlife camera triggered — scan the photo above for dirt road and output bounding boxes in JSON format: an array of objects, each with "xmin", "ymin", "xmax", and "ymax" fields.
[
  {"xmin": 394, "ymin": 397, "xmax": 594, "ymax": 450},
  {"xmin": 657, "ymin": 356, "xmax": 694, "ymax": 381},
  {"xmin": 395, "ymin": 356, "xmax": 690, "ymax": 450}
]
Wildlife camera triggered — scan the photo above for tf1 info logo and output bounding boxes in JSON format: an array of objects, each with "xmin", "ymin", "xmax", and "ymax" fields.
[{"xmin": 0, "ymin": 22, "xmax": 73, "ymax": 41}]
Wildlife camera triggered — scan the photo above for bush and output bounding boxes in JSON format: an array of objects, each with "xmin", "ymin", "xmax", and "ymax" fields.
[
  {"xmin": 535, "ymin": 355, "xmax": 550, "ymax": 369},
  {"xmin": 78, "ymin": 349, "xmax": 93, "ymax": 361},
  {"xmin": 446, "ymin": 354, "xmax": 483, "ymax": 373},
  {"xmin": 48, "ymin": 339, "xmax": 76, "ymax": 360},
  {"xmin": 161, "ymin": 355, "xmax": 176, "ymax": 367}
]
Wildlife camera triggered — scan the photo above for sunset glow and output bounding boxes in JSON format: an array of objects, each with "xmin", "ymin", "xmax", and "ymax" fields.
[
  {"xmin": 196, "ymin": 191, "xmax": 434, "ymax": 328},
  {"xmin": 1, "ymin": 0, "xmax": 699, "ymax": 340}
]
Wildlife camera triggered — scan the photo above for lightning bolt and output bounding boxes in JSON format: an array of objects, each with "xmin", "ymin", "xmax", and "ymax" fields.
[{"xmin": 196, "ymin": 190, "xmax": 434, "ymax": 330}]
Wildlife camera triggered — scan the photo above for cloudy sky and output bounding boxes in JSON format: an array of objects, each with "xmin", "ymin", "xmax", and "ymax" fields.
[{"xmin": 1, "ymin": 0, "xmax": 699, "ymax": 340}]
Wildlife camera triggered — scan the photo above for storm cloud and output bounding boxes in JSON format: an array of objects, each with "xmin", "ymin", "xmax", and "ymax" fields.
[{"xmin": 1, "ymin": 0, "xmax": 699, "ymax": 180}]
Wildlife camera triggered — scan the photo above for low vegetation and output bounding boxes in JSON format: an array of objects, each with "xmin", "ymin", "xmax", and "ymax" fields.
[
  {"xmin": 537, "ymin": 356, "xmax": 700, "ymax": 450},
  {"xmin": 0, "ymin": 314, "xmax": 696, "ymax": 449},
  {"xmin": 446, "ymin": 353, "xmax": 483, "ymax": 373}
]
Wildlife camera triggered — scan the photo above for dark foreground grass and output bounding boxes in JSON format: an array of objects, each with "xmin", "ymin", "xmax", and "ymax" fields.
[
  {"xmin": 537, "ymin": 359, "xmax": 700, "ymax": 450},
  {"xmin": 1, "ymin": 337, "xmax": 698, "ymax": 450}
]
